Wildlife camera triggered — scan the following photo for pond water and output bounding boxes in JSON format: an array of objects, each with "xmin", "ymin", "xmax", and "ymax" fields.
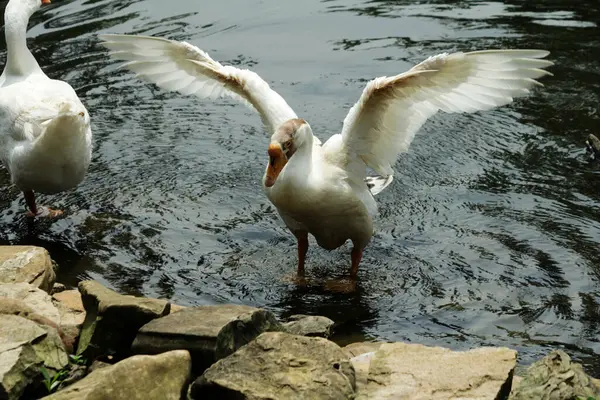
[{"xmin": 1, "ymin": 0, "xmax": 599, "ymax": 374}]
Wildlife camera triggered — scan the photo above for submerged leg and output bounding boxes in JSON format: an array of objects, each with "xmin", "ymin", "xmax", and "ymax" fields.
[
  {"xmin": 295, "ymin": 231, "xmax": 309, "ymax": 278},
  {"xmin": 24, "ymin": 190, "xmax": 37, "ymax": 217},
  {"xmin": 349, "ymin": 247, "xmax": 363, "ymax": 279},
  {"xmin": 23, "ymin": 190, "xmax": 63, "ymax": 218}
]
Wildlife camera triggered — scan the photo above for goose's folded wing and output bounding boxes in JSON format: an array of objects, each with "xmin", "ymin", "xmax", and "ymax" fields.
[
  {"xmin": 98, "ymin": 34, "xmax": 297, "ymax": 132},
  {"xmin": 339, "ymin": 50, "xmax": 553, "ymax": 176}
]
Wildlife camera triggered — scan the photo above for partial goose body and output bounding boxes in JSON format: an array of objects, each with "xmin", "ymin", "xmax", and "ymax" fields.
[
  {"xmin": 265, "ymin": 131, "xmax": 374, "ymax": 251},
  {"xmin": 100, "ymin": 33, "xmax": 553, "ymax": 282},
  {"xmin": 0, "ymin": 0, "xmax": 92, "ymax": 217}
]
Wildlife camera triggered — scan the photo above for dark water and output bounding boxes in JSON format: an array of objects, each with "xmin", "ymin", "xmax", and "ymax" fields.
[{"xmin": 1, "ymin": 0, "xmax": 599, "ymax": 374}]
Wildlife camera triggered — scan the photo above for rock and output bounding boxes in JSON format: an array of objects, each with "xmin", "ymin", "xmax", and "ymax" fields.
[
  {"xmin": 51, "ymin": 283, "xmax": 67, "ymax": 295},
  {"xmin": 88, "ymin": 360, "xmax": 111, "ymax": 373},
  {"xmin": 343, "ymin": 341, "xmax": 386, "ymax": 358},
  {"xmin": 0, "ymin": 296, "xmax": 73, "ymax": 353},
  {"xmin": 0, "ymin": 314, "xmax": 69, "ymax": 399},
  {"xmin": 0, "ymin": 246, "xmax": 55, "ymax": 293},
  {"xmin": 76, "ymin": 280, "xmax": 170, "ymax": 360},
  {"xmin": 170, "ymin": 304, "xmax": 187, "ymax": 313},
  {"xmin": 282, "ymin": 314, "xmax": 335, "ymax": 338},
  {"xmin": 510, "ymin": 350, "xmax": 600, "ymax": 400},
  {"xmin": 0, "ymin": 282, "xmax": 60, "ymax": 324},
  {"xmin": 0, "ymin": 314, "xmax": 68, "ymax": 370},
  {"xmin": 358, "ymin": 343, "xmax": 516, "ymax": 400},
  {"xmin": 53, "ymin": 290, "xmax": 85, "ymax": 313},
  {"xmin": 40, "ymin": 350, "xmax": 191, "ymax": 400},
  {"xmin": 343, "ymin": 342, "xmax": 386, "ymax": 394},
  {"xmin": 190, "ymin": 331, "xmax": 355, "ymax": 399},
  {"xmin": 52, "ymin": 290, "xmax": 86, "ymax": 351},
  {"xmin": 586, "ymin": 134, "xmax": 600, "ymax": 161},
  {"xmin": 55, "ymin": 365, "xmax": 87, "ymax": 392},
  {"xmin": 350, "ymin": 351, "xmax": 376, "ymax": 394},
  {"xmin": 132, "ymin": 304, "xmax": 283, "ymax": 373},
  {"xmin": 0, "ymin": 343, "xmax": 41, "ymax": 400}
]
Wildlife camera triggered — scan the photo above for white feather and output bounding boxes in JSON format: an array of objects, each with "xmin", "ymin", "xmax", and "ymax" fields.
[
  {"xmin": 337, "ymin": 50, "xmax": 553, "ymax": 176},
  {"xmin": 99, "ymin": 34, "xmax": 297, "ymax": 133}
]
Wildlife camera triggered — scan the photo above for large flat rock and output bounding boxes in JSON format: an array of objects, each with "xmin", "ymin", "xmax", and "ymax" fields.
[
  {"xmin": 0, "ymin": 246, "xmax": 55, "ymax": 293},
  {"xmin": 76, "ymin": 280, "xmax": 170, "ymax": 360},
  {"xmin": 132, "ymin": 304, "xmax": 283, "ymax": 373},
  {"xmin": 40, "ymin": 350, "xmax": 191, "ymax": 400},
  {"xmin": 190, "ymin": 331, "xmax": 356, "ymax": 399},
  {"xmin": 357, "ymin": 343, "xmax": 517, "ymax": 400}
]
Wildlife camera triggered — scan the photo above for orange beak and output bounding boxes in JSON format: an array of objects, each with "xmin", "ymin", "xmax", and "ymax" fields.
[
  {"xmin": 42, "ymin": 0, "xmax": 51, "ymax": 4},
  {"xmin": 264, "ymin": 143, "xmax": 287, "ymax": 188}
]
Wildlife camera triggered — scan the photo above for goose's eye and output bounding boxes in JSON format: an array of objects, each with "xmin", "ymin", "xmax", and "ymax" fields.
[{"xmin": 282, "ymin": 140, "xmax": 292, "ymax": 151}]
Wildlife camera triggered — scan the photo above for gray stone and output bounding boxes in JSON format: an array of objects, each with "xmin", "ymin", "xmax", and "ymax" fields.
[
  {"xmin": 343, "ymin": 341, "xmax": 386, "ymax": 358},
  {"xmin": 343, "ymin": 342, "xmax": 387, "ymax": 394},
  {"xmin": 190, "ymin": 331, "xmax": 355, "ymax": 400},
  {"xmin": 52, "ymin": 290, "xmax": 86, "ymax": 352},
  {"xmin": 0, "ymin": 246, "xmax": 55, "ymax": 293},
  {"xmin": 0, "ymin": 283, "xmax": 60, "ymax": 324},
  {"xmin": 0, "ymin": 296, "xmax": 73, "ymax": 353},
  {"xmin": 357, "ymin": 343, "xmax": 517, "ymax": 400},
  {"xmin": 55, "ymin": 365, "xmax": 87, "ymax": 392},
  {"xmin": 586, "ymin": 133, "xmax": 600, "ymax": 161},
  {"xmin": 88, "ymin": 360, "xmax": 111, "ymax": 373},
  {"xmin": 132, "ymin": 304, "xmax": 283, "ymax": 373},
  {"xmin": 0, "ymin": 314, "xmax": 69, "ymax": 399},
  {"xmin": 0, "ymin": 344, "xmax": 41, "ymax": 400},
  {"xmin": 282, "ymin": 314, "xmax": 335, "ymax": 338},
  {"xmin": 170, "ymin": 304, "xmax": 187, "ymax": 313},
  {"xmin": 76, "ymin": 280, "xmax": 170, "ymax": 360},
  {"xmin": 50, "ymin": 283, "xmax": 67, "ymax": 295},
  {"xmin": 40, "ymin": 350, "xmax": 191, "ymax": 400},
  {"xmin": 0, "ymin": 314, "xmax": 68, "ymax": 370},
  {"xmin": 510, "ymin": 350, "xmax": 600, "ymax": 400}
]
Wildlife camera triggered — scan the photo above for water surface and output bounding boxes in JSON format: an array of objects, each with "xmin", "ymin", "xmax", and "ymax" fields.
[{"xmin": 1, "ymin": 0, "xmax": 599, "ymax": 374}]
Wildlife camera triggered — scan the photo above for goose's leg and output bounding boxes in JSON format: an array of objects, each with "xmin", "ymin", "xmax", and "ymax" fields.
[
  {"xmin": 23, "ymin": 190, "xmax": 63, "ymax": 218},
  {"xmin": 295, "ymin": 231, "xmax": 309, "ymax": 277},
  {"xmin": 24, "ymin": 190, "xmax": 37, "ymax": 217},
  {"xmin": 323, "ymin": 246, "xmax": 361, "ymax": 293},
  {"xmin": 349, "ymin": 247, "xmax": 363, "ymax": 279}
]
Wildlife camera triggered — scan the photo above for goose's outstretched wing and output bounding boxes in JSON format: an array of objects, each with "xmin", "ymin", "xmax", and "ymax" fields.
[
  {"xmin": 337, "ymin": 50, "xmax": 553, "ymax": 177},
  {"xmin": 99, "ymin": 34, "xmax": 297, "ymax": 132}
]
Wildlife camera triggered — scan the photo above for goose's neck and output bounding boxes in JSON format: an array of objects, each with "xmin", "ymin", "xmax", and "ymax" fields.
[
  {"xmin": 4, "ymin": 3, "xmax": 41, "ymax": 76},
  {"xmin": 294, "ymin": 134, "xmax": 314, "ymax": 164}
]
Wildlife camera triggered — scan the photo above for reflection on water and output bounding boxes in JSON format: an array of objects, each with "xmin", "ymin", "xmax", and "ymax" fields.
[{"xmin": 1, "ymin": 0, "xmax": 599, "ymax": 375}]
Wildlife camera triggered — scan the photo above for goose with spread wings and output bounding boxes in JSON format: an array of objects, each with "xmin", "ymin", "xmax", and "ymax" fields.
[{"xmin": 99, "ymin": 33, "xmax": 552, "ymax": 281}]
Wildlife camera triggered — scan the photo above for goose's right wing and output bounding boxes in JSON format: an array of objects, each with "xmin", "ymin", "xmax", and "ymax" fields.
[{"xmin": 99, "ymin": 34, "xmax": 297, "ymax": 133}]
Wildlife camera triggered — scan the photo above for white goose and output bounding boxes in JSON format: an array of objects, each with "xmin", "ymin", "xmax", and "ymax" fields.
[
  {"xmin": 99, "ymin": 34, "xmax": 552, "ymax": 282},
  {"xmin": 0, "ymin": 0, "xmax": 92, "ymax": 218}
]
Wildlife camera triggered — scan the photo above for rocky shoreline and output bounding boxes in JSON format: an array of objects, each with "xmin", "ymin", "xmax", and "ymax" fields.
[{"xmin": 1, "ymin": 245, "xmax": 599, "ymax": 399}]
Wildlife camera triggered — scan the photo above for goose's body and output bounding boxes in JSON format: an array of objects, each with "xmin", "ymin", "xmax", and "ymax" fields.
[
  {"xmin": 100, "ymin": 33, "xmax": 552, "ymax": 282},
  {"xmin": 0, "ymin": 0, "xmax": 92, "ymax": 217}
]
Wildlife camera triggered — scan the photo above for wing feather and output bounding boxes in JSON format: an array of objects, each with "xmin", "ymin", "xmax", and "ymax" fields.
[
  {"xmin": 99, "ymin": 34, "xmax": 297, "ymax": 132},
  {"xmin": 338, "ymin": 50, "xmax": 553, "ymax": 177}
]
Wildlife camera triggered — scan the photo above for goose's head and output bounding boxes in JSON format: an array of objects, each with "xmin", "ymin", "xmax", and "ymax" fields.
[
  {"xmin": 264, "ymin": 118, "xmax": 311, "ymax": 188},
  {"xmin": 6, "ymin": 0, "xmax": 51, "ymax": 17}
]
